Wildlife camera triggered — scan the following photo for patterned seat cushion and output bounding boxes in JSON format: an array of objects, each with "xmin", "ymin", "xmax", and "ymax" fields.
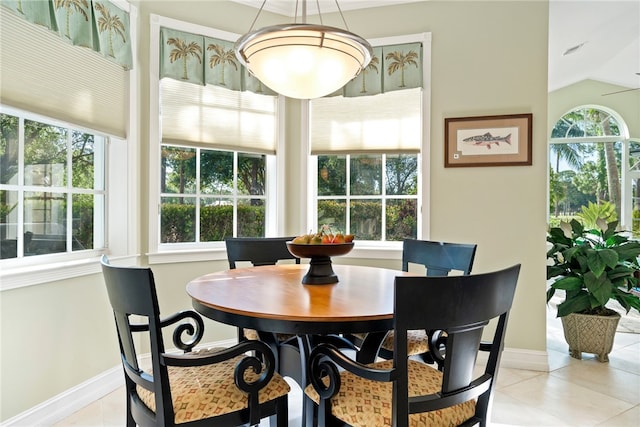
[
  {"xmin": 137, "ymin": 348, "xmax": 290, "ymax": 424},
  {"xmin": 243, "ymin": 328, "xmax": 295, "ymax": 343},
  {"xmin": 305, "ymin": 359, "xmax": 476, "ymax": 427},
  {"xmin": 352, "ymin": 330, "xmax": 429, "ymax": 356}
]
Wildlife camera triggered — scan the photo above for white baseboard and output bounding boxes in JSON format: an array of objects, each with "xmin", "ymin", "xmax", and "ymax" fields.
[
  {"xmin": 1, "ymin": 366, "xmax": 123, "ymax": 427},
  {"xmin": 2, "ymin": 340, "xmax": 547, "ymax": 426},
  {"xmin": 501, "ymin": 347, "xmax": 550, "ymax": 371},
  {"xmin": 477, "ymin": 347, "xmax": 550, "ymax": 372}
]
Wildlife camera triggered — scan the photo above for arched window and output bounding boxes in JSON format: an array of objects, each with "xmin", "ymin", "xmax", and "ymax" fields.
[{"xmin": 548, "ymin": 106, "xmax": 639, "ymax": 235}]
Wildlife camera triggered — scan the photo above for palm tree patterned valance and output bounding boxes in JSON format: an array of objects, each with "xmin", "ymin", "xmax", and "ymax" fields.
[
  {"xmin": 160, "ymin": 26, "xmax": 422, "ymax": 97},
  {"xmin": 160, "ymin": 27, "xmax": 276, "ymax": 95},
  {"xmin": 341, "ymin": 43, "xmax": 422, "ymax": 97},
  {"xmin": 2, "ymin": 0, "xmax": 133, "ymax": 70}
]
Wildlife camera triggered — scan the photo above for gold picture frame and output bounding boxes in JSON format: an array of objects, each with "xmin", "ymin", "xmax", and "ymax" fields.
[{"xmin": 445, "ymin": 113, "xmax": 532, "ymax": 167}]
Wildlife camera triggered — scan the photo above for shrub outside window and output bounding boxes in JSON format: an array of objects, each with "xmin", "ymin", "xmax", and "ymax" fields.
[
  {"xmin": 316, "ymin": 153, "xmax": 418, "ymax": 241},
  {"xmin": 159, "ymin": 144, "xmax": 267, "ymax": 243}
]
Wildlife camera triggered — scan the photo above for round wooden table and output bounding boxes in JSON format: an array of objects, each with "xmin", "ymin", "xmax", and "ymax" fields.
[
  {"xmin": 187, "ymin": 263, "xmax": 409, "ymax": 427},
  {"xmin": 187, "ymin": 263, "xmax": 408, "ymax": 335}
]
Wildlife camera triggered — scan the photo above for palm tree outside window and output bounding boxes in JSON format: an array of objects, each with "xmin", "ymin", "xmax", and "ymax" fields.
[{"xmin": 548, "ymin": 106, "xmax": 639, "ymax": 235}]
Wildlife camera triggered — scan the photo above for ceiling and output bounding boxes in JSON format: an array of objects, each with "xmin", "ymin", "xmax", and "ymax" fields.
[
  {"xmin": 548, "ymin": 0, "xmax": 639, "ymax": 92},
  {"xmin": 231, "ymin": 0, "xmax": 640, "ymax": 93}
]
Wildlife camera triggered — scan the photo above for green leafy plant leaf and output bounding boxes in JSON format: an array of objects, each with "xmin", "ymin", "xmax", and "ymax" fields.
[
  {"xmin": 557, "ymin": 292, "xmax": 591, "ymax": 317},
  {"xmin": 583, "ymin": 271, "xmax": 613, "ymax": 307},
  {"xmin": 547, "ymin": 215, "xmax": 640, "ymax": 317}
]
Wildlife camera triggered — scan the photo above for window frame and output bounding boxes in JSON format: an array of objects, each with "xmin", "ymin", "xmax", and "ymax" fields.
[
  {"xmin": 147, "ymin": 14, "xmax": 286, "ymax": 264},
  {"xmin": 547, "ymin": 104, "xmax": 632, "ymax": 229},
  {"xmin": 0, "ymin": 105, "xmax": 137, "ymax": 290},
  {"xmin": 312, "ymin": 153, "xmax": 421, "ymax": 242},
  {"xmin": 304, "ymin": 33, "xmax": 431, "ymax": 254}
]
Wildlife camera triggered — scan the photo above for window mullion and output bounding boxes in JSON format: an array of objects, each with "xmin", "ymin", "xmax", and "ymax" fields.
[
  {"xmin": 233, "ymin": 152, "xmax": 238, "ymax": 237},
  {"xmin": 345, "ymin": 155, "xmax": 351, "ymax": 234},
  {"xmin": 17, "ymin": 117, "xmax": 25, "ymax": 258},
  {"xmin": 381, "ymin": 154, "xmax": 387, "ymax": 241},
  {"xmin": 195, "ymin": 148, "xmax": 201, "ymax": 243},
  {"xmin": 67, "ymin": 129, "xmax": 73, "ymax": 253}
]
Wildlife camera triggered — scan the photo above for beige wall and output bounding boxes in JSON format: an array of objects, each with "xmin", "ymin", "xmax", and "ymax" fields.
[{"xmin": 0, "ymin": 1, "xmax": 550, "ymax": 421}]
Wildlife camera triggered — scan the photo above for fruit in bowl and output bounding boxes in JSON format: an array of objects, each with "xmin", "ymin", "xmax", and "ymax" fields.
[
  {"xmin": 291, "ymin": 226, "xmax": 354, "ymax": 245},
  {"xmin": 287, "ymin": 226, "xmax": 355, "ymax": 284}
]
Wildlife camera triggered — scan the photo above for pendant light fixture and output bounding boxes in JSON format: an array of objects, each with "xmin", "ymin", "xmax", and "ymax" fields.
[{"xmin": 235, "ymin": 0, "xmax": 372, "ymax": 99}]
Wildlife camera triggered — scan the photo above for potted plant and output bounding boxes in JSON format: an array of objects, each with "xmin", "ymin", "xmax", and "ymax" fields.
[{"xmin": 547, "ymin": 218, "xmax": 640, "ymax": 362}]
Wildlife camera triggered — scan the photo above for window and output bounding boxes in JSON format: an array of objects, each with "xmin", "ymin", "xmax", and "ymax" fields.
[
  {"xmin": 0, "ymin": 1, "xmax": 136, "ymax": 288},
  {"xmin": 160, "ymin": 144, "xmax": 267, "ymax": 243},
  {"xmin": 1, "ymin": 109, "xmax": 105, "ymax": 260},
  {"xmin": 149, "ymin": 16, "xmax": 282, "ymax": 259},
  {"xmin": 309, "ymin": 33, "xmax": 431, "ymax": 242},
  {"xmin": 308, "ymin": 33, "xmax": 430, "ymax": 242},
  {"xmin": 316, "ymin": 154, "xmax": 418, "ymax": 240},
  {"xmin": 548, "ymin": 106, "xmax": 635, "ymax": 233}
]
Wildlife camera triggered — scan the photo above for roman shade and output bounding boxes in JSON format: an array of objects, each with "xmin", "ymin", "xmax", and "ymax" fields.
[
  {"xmin": 0, "ymin": 7, "xmax": 129, "ymax": 137},
  {"xmin": 160, "ymin": 78, "xmax": 277, "ymax": 154},
  {"xmin": 310, "ymin": 87, "xmax": 422, "ymax": 154}
]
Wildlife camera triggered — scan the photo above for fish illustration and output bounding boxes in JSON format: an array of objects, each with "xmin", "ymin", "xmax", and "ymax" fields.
[{"xmin": 462, "ymin": 132, "xmax": 511, "ymax": 149}]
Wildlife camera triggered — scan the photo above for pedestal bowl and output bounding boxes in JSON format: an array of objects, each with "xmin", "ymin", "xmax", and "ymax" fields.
[{"xmin": 286, "ymin": 242, "xmax": 354, "ymax": 284}]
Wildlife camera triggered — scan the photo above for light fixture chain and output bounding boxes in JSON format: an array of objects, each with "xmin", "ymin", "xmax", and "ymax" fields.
[
  {"xmin": 294, "ymin": 0, "xmax": 299, "ymax": 24},
  {"xmin": 246, "ymin": 0, "xmax": 268, "ymax": 34},
  {"xmin": 334, "ymin": 0, "xmax": 350, "ymax": 31},
  {"xmin": 315, "ymin": 0, "xmax": 324, "ymax": 26}
]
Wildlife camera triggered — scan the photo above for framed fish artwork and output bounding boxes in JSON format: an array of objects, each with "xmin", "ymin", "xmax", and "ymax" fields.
[{"xmin": 444, "ymin": 113, "xmax": 532, "ymax": 167}]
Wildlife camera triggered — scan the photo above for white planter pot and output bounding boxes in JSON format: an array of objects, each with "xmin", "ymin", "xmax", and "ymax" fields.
[{"xmin": 561, "ymin": 311, "xmax": 621, "ymax": 362}]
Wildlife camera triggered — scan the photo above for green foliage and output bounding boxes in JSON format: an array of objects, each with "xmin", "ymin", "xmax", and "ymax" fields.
[
  {"xmin": 318, "ymin": 200, "xmax": 346, "ymax": 234},
  {"xmin": 72, "ymin": 195, "xmax": 94, "ymax": 249},
  {"xmin": 318, "ymin": 199, "xmax": 417, "ymax": 241},
  {"xmin": 237, "ymin": 204, "xmax": 265, "ymax": 237},
  {"xmin": 318, "ymin": 155, "xmax": 347, "ymax": 196},
  {"xmin": 386, "ymin": 154, "xmax": 418, "ymax": 195},
  {"xmin": 547, "ymin": 218, "xmax": 640, "ymax": 317},
  {"xmin": 385, "ymin": 199, "xmax": 417, "ymax": 241},
  {"xmin": 199, "ymin": 204, "xmax": 232, "ymax": 241},
  {"xmin": 576, "ymin": 201, "xmax": 617, "ymax": 229},
  {"xmin": 633, "ymin": 210, "xmax": 640, "ymax": 238},
  {"xmin": 351, "ymin": 201, "xmax": 382, "ymax": 240},
  {"xmin": 161, "ymin": 203, "xmax": 195, "ymax": 243},
  {"xmin": 162, "ymin": 203, "xmax": 265, "ymax": 242}
]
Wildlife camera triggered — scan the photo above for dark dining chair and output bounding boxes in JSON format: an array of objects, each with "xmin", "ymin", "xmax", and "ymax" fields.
[
  {"xmin": 305, "ymin": 264, "xmax": 521, "ymax": 427},
  {"xmin": 224, "ymin": 237, "xmax": 300, "ymax": 346},
  {"xmin": 351, "ymin": 239, "xmax": 477, "ymax": 365},
  {"xmin": 225, "ymin": 236, "xmax": 300, "ymax": 269},
  {"xmin": 100, "ymin": 255, "xmax": 290, "ymax": 427}
]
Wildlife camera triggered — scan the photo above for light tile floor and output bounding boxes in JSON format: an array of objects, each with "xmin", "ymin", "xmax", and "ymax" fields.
[{"xmin": 54, "ymin": 309, "xmax": 640, "ymax": 426}]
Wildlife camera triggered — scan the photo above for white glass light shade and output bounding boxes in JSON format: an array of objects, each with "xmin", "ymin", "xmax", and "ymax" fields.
[{"xmin": 235, "ymin": 24, "xmax": 372, "ymax": 99}]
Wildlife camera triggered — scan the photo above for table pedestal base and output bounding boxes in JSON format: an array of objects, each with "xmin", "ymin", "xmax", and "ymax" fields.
[{"xmin": 302, "ymin": 256, "xmax": 338, "ymax": 284}]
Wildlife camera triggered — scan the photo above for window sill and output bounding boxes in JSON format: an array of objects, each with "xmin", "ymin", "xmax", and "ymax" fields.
[
  {"xmin": 0, "ymin": 242, "xmax": 402, "ymax": 291},
  {"xmin": 0, "ymin": 254, "xmax": 138, "ymax": 291},
  {"xmin": 147, "ymin": 242, "xmax": 402, "ymax": 265}
]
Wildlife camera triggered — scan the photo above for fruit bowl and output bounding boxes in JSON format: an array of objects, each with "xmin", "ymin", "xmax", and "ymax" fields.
[
  {"xmin": 286, "ymin": 242, "xmax": 354, "ymax": 258},
  {"xmin": 286, "ymin": 242, "xmax": 354, "ymax": 284}
]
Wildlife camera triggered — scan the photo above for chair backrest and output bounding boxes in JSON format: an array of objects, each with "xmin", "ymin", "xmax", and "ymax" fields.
[
  {"xmin": 392, "ymin": 264, "xmax": 521, "ymax": 426},
  {"xmin": 402, "ymin": 238, "xmax": 477, "ymax": 276},
  {"xmin": 225, "ymin": 236, "xmax": 300, "ymax": 269},
  {"xmin": 100, "ymin": 255, "xmax": 174, "ymax": 425}
]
